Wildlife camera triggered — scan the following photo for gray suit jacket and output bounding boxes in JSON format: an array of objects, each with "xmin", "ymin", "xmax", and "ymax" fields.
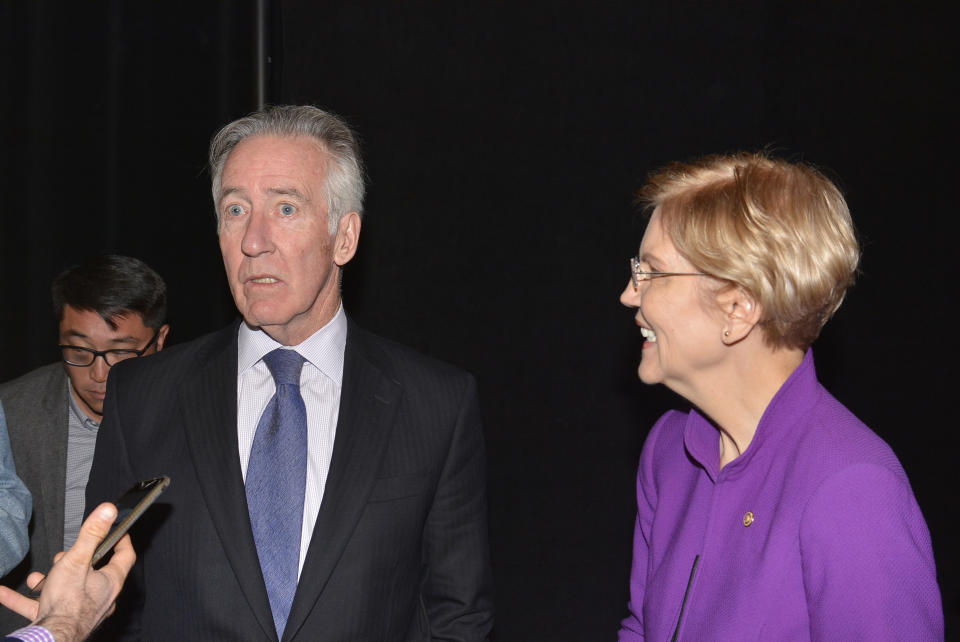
[{"xmin": 0, "ymin": 363, "xmax": 69, "ymax": 632}]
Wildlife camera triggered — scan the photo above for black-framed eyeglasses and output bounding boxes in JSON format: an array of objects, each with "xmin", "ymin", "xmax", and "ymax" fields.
[
  {"xmin": 59, "ymin": 330, "xmax": 160, "ymax": 367},
  {"xmin": 629, "ymin": 256, "xmax": 709, "ymax": 289}
]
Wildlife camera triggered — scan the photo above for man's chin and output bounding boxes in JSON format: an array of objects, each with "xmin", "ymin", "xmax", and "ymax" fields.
[
  {"xmin": 239, "ymin": 302, "xmax": 293, "ymax": 329},
  {"xmin": 79, "ymin": 399, "xmax": 105, "ymax": 421},
  {"xmin": 241, "ymin": 316, "xmax": 289, "ymax": 332}
]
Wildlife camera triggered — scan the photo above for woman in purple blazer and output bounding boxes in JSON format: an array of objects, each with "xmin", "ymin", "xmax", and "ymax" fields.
[{"xmin": 617, "ymin": 152, "xmax": 942, "ymax": 640}]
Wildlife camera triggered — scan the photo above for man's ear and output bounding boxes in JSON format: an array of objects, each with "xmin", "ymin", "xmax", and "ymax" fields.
[
  {"xmin": 333, "ymin": 211, "xmax": 361, "ymax": 267},
  {"xmin": 717, "ymin": 286, "xmax": 762, "ymax": 344},
  {"xmin": 156, "ymin": 324, "xmax": 171, "ymax": 351}
]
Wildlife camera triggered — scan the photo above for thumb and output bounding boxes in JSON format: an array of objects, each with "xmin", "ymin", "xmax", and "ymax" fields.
[{"xmin": 68, "ymin": 503, "xmax": 119, "ymax": 562}]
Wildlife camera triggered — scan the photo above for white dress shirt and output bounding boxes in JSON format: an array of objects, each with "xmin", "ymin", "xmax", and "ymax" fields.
[{"xmin": 236, "ymin": 304, "xmax": 346, "ymax": 576}]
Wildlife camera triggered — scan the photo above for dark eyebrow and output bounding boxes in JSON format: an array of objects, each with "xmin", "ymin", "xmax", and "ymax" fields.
[{"xmin": 64, "ymin": 330, "xmax": 142, "ymax": 345}]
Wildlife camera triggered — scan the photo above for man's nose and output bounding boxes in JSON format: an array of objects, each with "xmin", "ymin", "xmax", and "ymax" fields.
[
  {"xmin": 240, "ymin": 209, "xmax": 274, "ymax": 257},
  {"xmin": 90, "ymin": 355, "xmax": 111, "ymax": 382}
]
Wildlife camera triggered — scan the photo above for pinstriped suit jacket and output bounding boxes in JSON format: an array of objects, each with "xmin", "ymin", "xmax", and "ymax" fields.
[
  {"xmin": 85, "ymin": 320, "xmax": 494, "ymax": 641},
  {"xmin": 0, "ymin": 364, "xmax": 69, "ymax": 633}
]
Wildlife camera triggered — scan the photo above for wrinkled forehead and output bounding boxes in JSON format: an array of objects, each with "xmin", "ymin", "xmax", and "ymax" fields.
[{"xmin": 220, "ymin": 136, "xmax": 329, "ymax": 192}]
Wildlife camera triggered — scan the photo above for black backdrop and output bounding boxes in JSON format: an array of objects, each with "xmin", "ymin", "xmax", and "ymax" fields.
[{"xmin": 1, "ymin": 2, "xmax": 956, "ymax": 639}]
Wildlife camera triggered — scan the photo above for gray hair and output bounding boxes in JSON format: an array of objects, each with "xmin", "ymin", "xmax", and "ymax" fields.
[{"xmin": 208, "ymin": 105, "xmax": 365, "ymax": 234}]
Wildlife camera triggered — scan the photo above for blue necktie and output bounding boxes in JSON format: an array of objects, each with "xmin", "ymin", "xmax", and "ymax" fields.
[{"xmin": 246, "ymin": 348, "xmax": 308, "ymax": 638}]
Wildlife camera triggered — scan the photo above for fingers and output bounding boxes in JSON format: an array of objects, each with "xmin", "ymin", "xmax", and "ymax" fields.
[
  {"xmin": 0, "ymin": 585, "xmax": 40, "ymax": 621},
  {"xmin": 69, "ymin": 503, "xmax": 119, "ymax": 561},
  {"xmin": 26, "ymin": 572, "xmax": 46, "ymax": 591},
  {"xmin": 100, "ymin": 534, "xmax": 136, "ymax": 589},
  {"xmin": 110, "ymin": 532, "xmax": 136, "ymax": 567}
]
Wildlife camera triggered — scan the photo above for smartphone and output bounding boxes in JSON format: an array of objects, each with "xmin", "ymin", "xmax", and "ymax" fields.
[
  {"xmin": 91, "ymin": 475, "xmax": 171, "ymax": 565},
  {"xmin": 30, "ymin": 475, "xmax": 170, "ymax": 595}
]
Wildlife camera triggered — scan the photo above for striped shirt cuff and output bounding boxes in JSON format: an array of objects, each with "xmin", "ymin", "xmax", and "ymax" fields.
[{"xmin": 7, "ymin": 626, "xmax": 56, "ymax": 642}]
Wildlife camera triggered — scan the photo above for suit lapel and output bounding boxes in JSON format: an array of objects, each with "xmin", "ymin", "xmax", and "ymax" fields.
[
  {"xmin": 283, "ymin": 326, "xmax": 401, "ymax": 641},
  {"xmin": 44, "ymin": 367, "xmax": 69, "ymax": 555},
  {"xmin": 179, "ymin": 324, "xmax": 278, "ymax": 642}
]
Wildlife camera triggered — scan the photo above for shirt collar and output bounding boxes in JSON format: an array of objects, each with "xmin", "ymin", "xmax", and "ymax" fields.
[
  {"xmin": 66, "ymin": 380, "xmax": 101, "ymax": 430},
  {"xmin": 237, "ymin": 303, "xmax": 347, "ymax": 386},
  {"xmin": 683, "ymin": 348, "xmax": 819, "ymax": 481}
]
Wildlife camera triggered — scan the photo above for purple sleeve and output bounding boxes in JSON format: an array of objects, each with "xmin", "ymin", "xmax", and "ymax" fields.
[
  {"xmin": 617, "ymin": 511, "xmax": 646, "ymax": 642},
  {"xmin": 6, "ymin": 626, "xmax": 56, "ymax": 642},
  {"xmin": 618, "ymin": 419, "xmax": 667, "ymax": 641},
  {"xmin": 799, "ymin": 463, "xmax": 943, "ymax": 640}
]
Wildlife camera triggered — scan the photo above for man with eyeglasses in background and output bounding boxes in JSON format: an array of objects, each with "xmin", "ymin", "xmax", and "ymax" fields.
[{"xmin": 0, "ymin": 255, "xmax": 168, "ymax": 633}]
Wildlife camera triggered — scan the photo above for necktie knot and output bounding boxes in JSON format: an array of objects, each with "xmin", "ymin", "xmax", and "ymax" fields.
[{"xmin": 263, "ymin": 348, "xmax": 306, "ymax": 387}]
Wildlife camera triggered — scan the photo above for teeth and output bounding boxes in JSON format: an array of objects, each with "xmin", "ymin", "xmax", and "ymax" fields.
[
  {"xmin": 640, "ymin": 327, "xmax": 657, "ymax": 342},
  {"xmin": 251, "ymin": 277, "xmax": 278, "ymax": 284}
]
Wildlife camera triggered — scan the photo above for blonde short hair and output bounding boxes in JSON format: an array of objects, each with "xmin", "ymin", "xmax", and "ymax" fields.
[{"xmin": 638, "ymin": 152, "xmax": 859, "ymax": 350}]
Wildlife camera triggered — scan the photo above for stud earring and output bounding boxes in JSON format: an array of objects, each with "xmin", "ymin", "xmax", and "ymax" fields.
[{"xmin": 724, "ymin": 330, "xmax": 730, "ymax": 337}]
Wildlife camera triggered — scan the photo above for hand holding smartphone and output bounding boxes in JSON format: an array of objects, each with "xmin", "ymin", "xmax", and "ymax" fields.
[
  {"xmin": 29, "ymin": 475, "xmax": 169, "ymax": 595},
  {"xmin": 92, "ymin": 475, "xmax": 171, "ymax": 565}
]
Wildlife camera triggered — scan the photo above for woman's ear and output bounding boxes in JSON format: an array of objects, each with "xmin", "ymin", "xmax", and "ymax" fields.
[{"xmin": 717, "ymin": 286, "xmax": 762, "ymax": 344}]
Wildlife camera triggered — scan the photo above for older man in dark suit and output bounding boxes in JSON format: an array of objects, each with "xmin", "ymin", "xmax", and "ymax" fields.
[{"xmin": 85, "ymin": 105, "xmax": 494, "ymax": 641}]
